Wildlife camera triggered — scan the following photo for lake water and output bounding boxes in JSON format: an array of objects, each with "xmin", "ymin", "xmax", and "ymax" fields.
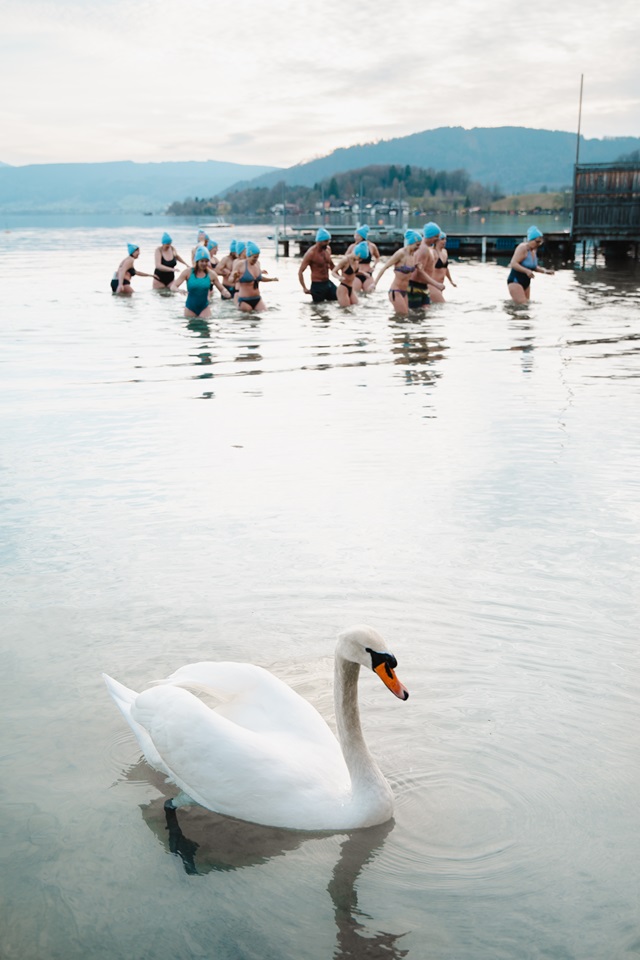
[{"xmin": 1, "ymin": 219, "xmax": 639, "ymax": 960}]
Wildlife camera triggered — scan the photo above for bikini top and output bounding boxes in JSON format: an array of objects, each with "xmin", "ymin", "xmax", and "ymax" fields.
[
  {"xmin": 344, "ymin": 264, "xmax": 355, "ymax": 276},
  {"xmin": 128, "ymin": 267, "xmax": 136, "ymax": 276},
  {"xmin": 394, "ymin": 264, "xmax": 416, "ymax": 274},
  {"xmin": 435, "ymin": 257, "xmax": 446, "ymax": 269},
  {"xmin": 239, "ymin": 263, "xmax": 262, "ymax": 287}
]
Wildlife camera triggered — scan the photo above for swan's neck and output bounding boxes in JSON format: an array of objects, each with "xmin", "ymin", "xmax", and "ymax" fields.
[{"xmin": 334, "ymin": 657, "xmax": 392, "ymax": 809}]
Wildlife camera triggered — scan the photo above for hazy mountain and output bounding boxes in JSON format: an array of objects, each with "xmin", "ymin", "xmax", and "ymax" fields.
[
  {"xmin": 235, "ymin": 127, "xmax": 640, "ymax": 194},
  {"xmin": 0, "ymin": 160, "xmax": 279, "ymax": 213}
]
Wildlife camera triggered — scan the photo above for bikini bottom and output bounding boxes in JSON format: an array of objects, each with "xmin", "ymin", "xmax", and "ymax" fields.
[{"xmin": 237, "ymin": 296, "xmax": 261, "ymax": 310}]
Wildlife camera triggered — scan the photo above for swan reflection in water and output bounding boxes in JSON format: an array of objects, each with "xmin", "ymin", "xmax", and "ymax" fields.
[{"xmin": 133, "ymin": 767, "xmax": 408, "ymax": 960}]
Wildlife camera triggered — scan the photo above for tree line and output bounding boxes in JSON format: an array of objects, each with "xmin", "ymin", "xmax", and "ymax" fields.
[{"xmin": 167, "ymin": 163, "xmax": 505, "ymax": 216}]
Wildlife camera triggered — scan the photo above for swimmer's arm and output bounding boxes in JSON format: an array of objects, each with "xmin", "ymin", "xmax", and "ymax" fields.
[
  {"xmin": 154, "ymin": 249, "xmax": 164, "ymax": 269},
  {"xmin": 208, "ymin": 268, "xmax": 232, "ymax": 298},
  {"xmin": 416, "ymin": 265, "xmax": 446, "ymax": 291},
  {"xmin": 371, "ymin": 249, "xmax": 402, "ymax": 288},
  {"xmin": 298, "ymin": 249, "xmax": 313, "ymax": 291},
  {"xmin": 170, "ymin": 268, "xmax": 190, "ymax": 291},
  {"xmin": 445, "ymin": 266, "xmax": 456, "ymax": 286},
  {"xmin": 509, "ymin": 244, "xmax": 534, "ymax": 276},
  {"xmin": 331, "ymin": 255, "xmax": 349, "ymax": 278},
  {"xmin": 370, "ymin": 242, "xmax": 381, "ymax": 266}
]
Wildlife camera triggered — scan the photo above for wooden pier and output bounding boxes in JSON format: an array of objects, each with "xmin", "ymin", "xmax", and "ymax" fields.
[
  {"xmin": 275, "ymin": 225, "xmax": 575, "ymax": 261},
  {"xmin": 572, "ymin": 162, "xmax": 640, "ymax": 259}
]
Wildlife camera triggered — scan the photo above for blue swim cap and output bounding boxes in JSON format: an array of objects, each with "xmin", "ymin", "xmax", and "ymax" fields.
[
  {"xmin": 404, "ymin": 229, "xmax": 422, "ymax": 246},
  {"xmin": 355, "ymin": 224, "xmax": 370, "ymax": 239},
  {"xmin": 246, "ymin": 241, "xmax": 260, "ymax": 257},
  {"xmin": 527, "ymin": 226, "xmax": 543, "ymax": 241},
  {"xmin": 439, "ymin": 231, "xmax": 447, "ymax": 240},
  {"xmin": 207, "ymin": 240, "xmax": 218, "ymax": 251},
  {"xmin": 423, "ymin": 222, "xmax": 440, "ymax": 239},
  {"xmin": 127, "ymin": 243, "xmax": 139, "ymax": 255},
  {"xmin": 230, "ymin": 240, "xmax": 237, "ymax": 254},
  {"xmin": 316, "ymin": 227, "xmax": 331, "ymax": 242},
  {"xmin": 197, "ymin": 230, "xmax": 209, "ymax": 242},
  {"xmin": 194, "ymin": 246, "xmax": 210, "ymax": 262},
  {"xmin": 236, "ymin": 241, "xmax": 246, "ymax": 255},
  {"xmin": 353, "ymin": 241, "xmax": 369, "ymax": 259},
  {"xmin": 161, "ymin": 232, "xmax": 172, "ymax": 245}
]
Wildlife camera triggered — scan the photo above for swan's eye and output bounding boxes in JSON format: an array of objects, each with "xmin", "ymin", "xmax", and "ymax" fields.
[{"xmin": 366, "ymin": 648, "xmax": 397, "ymax": 674}]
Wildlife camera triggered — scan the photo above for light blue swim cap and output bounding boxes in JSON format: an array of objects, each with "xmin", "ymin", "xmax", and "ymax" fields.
[
  {"xmin": 195, "ymin": 247, "xmax": 210, "ymax": 262},
  {"xmin": 316, "ymin": 227, "xmax": 331, "ymax": 242},
  {"xmin": 353, "ymin": 241, "xmax": 369, "ymax": 259},
  {"xmin": 236, "ymin": 241, "xmax": 246, "ymax": 255},
  {"xmin": 246, "ymin": 241, "xmax": 260, "ymax": 257},
  {"xmin": 230, "ymin": 240, "xmax": 237, "ymax": 254},
  {"xmin": 207, "ymin": 240, "xmax": 218, "ymax": 251},
  {"xmin": 527, "ymin": 226, "xmax": 543, "ymax": 241},
  {"xmin": 404, "ymin": 229, "xmax": 422, "ymax": 246},
  {"xmin": 127, "ymin": 243, "xmax": 139, "ymax": 255},
  {"xmin": 355, "ymin": 224, "xmax": 370, "ymax": 239},
  {"xmin": 439, "ymin": 231, "xmax": 447, "ymax": 240},
  {"xmin": 423, "ymin": 222, "xmax": 441, "ymax": 239},
  {"xmin": 197, "ymin": 230, "xmax": 209, "ymax": 242},
  {"xmin": 161, "ymin": 232, "xmax": 172, "ymax": 245}
]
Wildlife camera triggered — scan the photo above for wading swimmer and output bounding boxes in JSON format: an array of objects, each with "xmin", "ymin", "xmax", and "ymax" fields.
[
  {"xmin": 111, "ymin": 243, "xmax": 154, "ymax": 295},
  {"xmin": 298, "ymin": 228, "xmax": 338, "ymax": 302},
  {"xmin": 207, "ymin": 239, "xmax": 219, "ymax": 268},
  {"xmin": 153, "ymin": 233, "xmax": 189, "ymax": 290},
  {"xmin": 332, "ymin": 242, "xmax": 370, "ymax": 307},
  {"xmin": 230, "ymin": 241, "xmax": 278, "ymax": 313},
  {"xmin": 430, "ymin": 232, "xmax": 456, "ymax": 303},
  {"xmin": 345, "ymin": 225, "xmax": 380, "ymax": 292},
  {"xmin": 191, "ymin": 229, "xmax": 210, "ymax": 265},
  {"xmin": 507, "ymin": 226, "xmax": 554, "ymax": 304},
  {"xmin": 216, "ymin": 240, "xmax": 239, "ymax": 299},
  {"xmin": 372, "ymin": 230, "xmax": 436, "ymax": 316},
  {"xmin": 412, "ymin": 222, "xmax": 445, "ymax": 308},
  {"xmin": 172, "ymin": 248, "xmax": 231, "ymax": 318}
]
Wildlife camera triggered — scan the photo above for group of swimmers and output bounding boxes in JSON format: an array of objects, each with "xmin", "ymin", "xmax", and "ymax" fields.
[
  {"xmin": 111, "ymin": 221, "xmax": 552, "ymax": 317},
  {"xmin": 111, "ymin": 229, "xmax": 279, "ymax": 318}
]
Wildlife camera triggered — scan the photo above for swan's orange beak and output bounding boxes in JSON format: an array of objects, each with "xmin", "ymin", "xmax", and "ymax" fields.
[{"xmin": 374, "ymin": 662, "xmax": 409, "ymax": 700}]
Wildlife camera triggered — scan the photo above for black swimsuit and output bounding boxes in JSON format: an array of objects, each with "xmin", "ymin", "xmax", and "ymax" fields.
[{"xmin": 154, "ymin": 253, "xmax": 177, "ymax": 287}]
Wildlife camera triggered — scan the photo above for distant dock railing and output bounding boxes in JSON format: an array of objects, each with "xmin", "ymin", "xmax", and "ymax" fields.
[{"xmin": 275, "ymin": 225, "xmax": 574, "ymax": 260}]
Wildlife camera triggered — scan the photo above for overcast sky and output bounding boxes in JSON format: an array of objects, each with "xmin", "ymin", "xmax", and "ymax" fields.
[{"xmin": 1, "ymin": 0, "xmax": 638, "ymax": 169}]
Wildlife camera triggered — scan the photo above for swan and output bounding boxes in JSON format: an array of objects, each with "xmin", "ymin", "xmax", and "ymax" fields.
[{"xmin": 103, "ymin": 625, "xmax": 409, "ymax": 831}]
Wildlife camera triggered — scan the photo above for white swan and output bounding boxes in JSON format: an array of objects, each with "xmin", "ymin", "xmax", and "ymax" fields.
[{"xmin": 103, "ymin": 625, "xmax": 409, "ymax": 831}]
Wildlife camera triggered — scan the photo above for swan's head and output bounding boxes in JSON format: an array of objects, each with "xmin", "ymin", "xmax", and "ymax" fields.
[{"xmin": 337, "ymin": 625, "xmax": 409, "ymax": 701}]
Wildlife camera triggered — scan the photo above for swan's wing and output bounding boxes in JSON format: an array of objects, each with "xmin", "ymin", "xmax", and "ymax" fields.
[
  {"xmin": 158, "ymin": 661, "xmax": 338, "ymax": 751},
  {"xmin": 131, "ymin": 684, "xmax": 350, "ymax": 826}
]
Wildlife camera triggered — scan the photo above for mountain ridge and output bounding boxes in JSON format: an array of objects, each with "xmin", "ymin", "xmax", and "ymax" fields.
[{"xmin": 231, "ymin": 126, "xmax": 640, "ymax": 195}]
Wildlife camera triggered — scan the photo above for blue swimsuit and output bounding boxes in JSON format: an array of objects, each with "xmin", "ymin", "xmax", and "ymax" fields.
[
  {"xmin": 508, "ymin": 249, "xmax": 537, "ymax": 289},
  {"xmin": 185, "ymin": 270, "xmax": 212, "ymax": 316}
]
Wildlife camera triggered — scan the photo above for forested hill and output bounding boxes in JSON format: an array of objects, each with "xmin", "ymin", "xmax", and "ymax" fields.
[{"xmin": 236, "ymin": 127, "xmax": 640, "ymax": 195}]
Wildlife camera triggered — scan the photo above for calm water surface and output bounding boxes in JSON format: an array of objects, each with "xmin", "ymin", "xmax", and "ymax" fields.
[{"xmin": 1, "ymin": 221, "xmax": 639, "ymax": 960}]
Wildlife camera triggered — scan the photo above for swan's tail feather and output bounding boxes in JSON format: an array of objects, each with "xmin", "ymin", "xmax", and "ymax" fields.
[
  {"xmin": 102, "ymin": 673, "xmax": 168, "ymax": 774},
  {"xmin": 102, "ymin": 673, "xmax": 137, "ymax": 720}
]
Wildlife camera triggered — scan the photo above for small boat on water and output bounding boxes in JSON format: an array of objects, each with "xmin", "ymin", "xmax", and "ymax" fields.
[{"xmin": 202, "ymin": 216, "xmax": 235, "ymax": 229}]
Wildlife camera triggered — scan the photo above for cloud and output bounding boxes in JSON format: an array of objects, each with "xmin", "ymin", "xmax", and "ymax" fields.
[{"xmin": 1, "ymin": 0, "xmax": 639, "ymax": 165}]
